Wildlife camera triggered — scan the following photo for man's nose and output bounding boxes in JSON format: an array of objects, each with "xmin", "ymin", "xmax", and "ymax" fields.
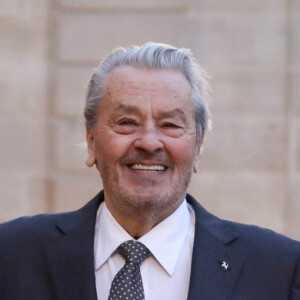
[{"xmin": 133, "ymin": 126, "xmax": 163, "ymax": 153}]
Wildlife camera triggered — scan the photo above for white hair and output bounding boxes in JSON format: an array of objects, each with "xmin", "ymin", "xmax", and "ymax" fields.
[{"xmin": 84, "ymin": 42, "xmax": 211, "ymax": 145}]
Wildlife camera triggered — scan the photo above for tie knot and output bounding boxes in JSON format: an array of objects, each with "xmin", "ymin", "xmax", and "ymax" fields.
[{"xmin": 117, "ymin": 240, "xmax": 150, "ymax": 265}]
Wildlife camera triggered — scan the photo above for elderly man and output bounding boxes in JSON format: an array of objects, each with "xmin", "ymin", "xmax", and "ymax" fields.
[{"xmin": 1, "ymin": 43, "xmax": 300, "ymax": 300}]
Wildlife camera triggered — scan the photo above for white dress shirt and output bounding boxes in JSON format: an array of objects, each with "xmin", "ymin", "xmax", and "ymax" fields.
[{"xmin": 94, "ymin": 200, "xmax": 195, "ymax": 300}]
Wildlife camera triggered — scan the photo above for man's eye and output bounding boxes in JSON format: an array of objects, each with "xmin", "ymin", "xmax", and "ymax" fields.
[
  {"xmin": 118, "ymin": 119, "xmax": 135, "ymax": 126},
  {"xmin": 162, "ymin": 123, "xmax": 179, "ymax": 128},
  {"xmin": 114, "ymin": 119, "xmax": 138, "ymax": 135}
]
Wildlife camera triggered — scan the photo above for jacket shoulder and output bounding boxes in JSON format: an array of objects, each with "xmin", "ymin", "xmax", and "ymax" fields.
[
  {"xmin": 0, "ymin": 191, "xmax": 103, "ymax": 245},
  {"xmin": 228, "ymin": 220, "xmax": 300, "ymax": 256},
  {"xmin": 0, "ymin": 212, "xmax": 68, "ymax": 246}
]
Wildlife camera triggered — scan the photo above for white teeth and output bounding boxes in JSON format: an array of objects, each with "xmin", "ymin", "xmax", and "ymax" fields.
[{"xmin": 131, "ymin": 164, "xmax": 166, "ymax": 171}]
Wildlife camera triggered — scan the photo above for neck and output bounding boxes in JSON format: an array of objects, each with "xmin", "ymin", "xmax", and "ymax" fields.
[{"xmin": 105, "ymin": 201, "xmax": 180, "ymax": 239}]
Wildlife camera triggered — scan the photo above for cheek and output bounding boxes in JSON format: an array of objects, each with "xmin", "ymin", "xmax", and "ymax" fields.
[
  {"xmin": 95, "ymin": 133, "xmax": 135, "ymax": 163},
  {"xmin": 166, "ymin": 139, "xmax": 196, "ymax": 166}
]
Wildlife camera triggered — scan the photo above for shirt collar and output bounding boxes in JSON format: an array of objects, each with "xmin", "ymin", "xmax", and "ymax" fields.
[
  {"xmin": 94, "ymin": 199, "xmax": 191, "ymax": 276},
  {"xmin": 94, "ymin": 202, "xmax": 132, "ymax": 271}
]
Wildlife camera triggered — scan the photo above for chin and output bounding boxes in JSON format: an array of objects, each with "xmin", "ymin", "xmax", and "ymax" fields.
[
  {"xmin": 117, "ymin": 186, "xmax": 183, "ymax": 212},
  {"xmin": 103, "ymin": 174, "xmax": 191, "ymax": 214}
]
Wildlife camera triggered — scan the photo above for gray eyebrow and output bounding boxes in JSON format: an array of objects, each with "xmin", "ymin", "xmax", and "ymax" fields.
[
  {"xmin": 112, "ymin": 104, "xmax": 187, "ymax": 123},
  {"xmin": 156, "ymin": 108, "xmax": 186, "ymax": 120},
  {"xmin": 112, "ymin": 104, "xmax": 142, "ymax": 115}
]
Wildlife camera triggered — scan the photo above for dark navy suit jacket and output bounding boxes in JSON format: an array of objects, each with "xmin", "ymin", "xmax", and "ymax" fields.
[{"xmin": 1, "ymin": 191, "xmax": 300, "ymax": 299}]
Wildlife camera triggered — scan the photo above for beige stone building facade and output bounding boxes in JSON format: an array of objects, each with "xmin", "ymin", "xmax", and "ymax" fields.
[{"xmin": 1, "ymin": 0, "xmax": 299, "ymax": 239}]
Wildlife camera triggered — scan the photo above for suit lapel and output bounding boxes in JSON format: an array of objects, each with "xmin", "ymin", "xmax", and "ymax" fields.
[
  {"xmin": 44, "ymin": 192, "xmax": 103, "ymax": 300},
  {"xmin": 187, "ymin": 195, "xmax": 244, "ymax": 300}
]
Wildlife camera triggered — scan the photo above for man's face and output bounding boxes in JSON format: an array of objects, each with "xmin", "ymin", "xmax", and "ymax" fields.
[{"xmin": 86, "ymin": 66, "xmax": 201, "ymax": 217}]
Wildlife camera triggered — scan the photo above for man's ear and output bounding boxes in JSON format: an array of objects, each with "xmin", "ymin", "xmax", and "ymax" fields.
[
  {"xmin": 86, "ymin": 125, "xmax": 96, "ymax": 167},
  {"xmin": 193, "ymin": 133, "xmax": 205, "ymax": 173}
]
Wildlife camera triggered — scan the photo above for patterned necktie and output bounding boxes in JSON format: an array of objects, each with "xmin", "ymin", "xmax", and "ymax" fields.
[{"xmin": 108, "ymin": 240, "xmax": 151, "ymax": 300}]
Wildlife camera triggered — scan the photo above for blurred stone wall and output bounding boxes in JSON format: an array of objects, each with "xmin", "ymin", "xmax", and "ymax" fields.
[{"xmin": 1, "ymin": 0, "xmax": 299, "ymax": 239}]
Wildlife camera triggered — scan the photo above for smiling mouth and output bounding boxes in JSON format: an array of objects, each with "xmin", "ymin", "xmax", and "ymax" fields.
[{"xmin": 129, "ymin": 164, "xmax": 166, "ymax": 171}]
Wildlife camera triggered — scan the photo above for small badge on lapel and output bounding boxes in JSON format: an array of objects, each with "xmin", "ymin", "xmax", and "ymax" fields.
[{"xmin": 221, "ymin": 261, "xmax": 229, "ymax": 270}]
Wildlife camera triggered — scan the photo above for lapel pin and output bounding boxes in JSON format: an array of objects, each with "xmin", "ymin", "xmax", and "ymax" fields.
[{"xmin": 221, "ymin": 261, "xmax": 229, "ymax": 270}]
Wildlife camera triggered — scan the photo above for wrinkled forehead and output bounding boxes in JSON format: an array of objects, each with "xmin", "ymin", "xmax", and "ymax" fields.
[{"xmin": 105, "ymin": 66, "xmax": 193, "ymax": 99}]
